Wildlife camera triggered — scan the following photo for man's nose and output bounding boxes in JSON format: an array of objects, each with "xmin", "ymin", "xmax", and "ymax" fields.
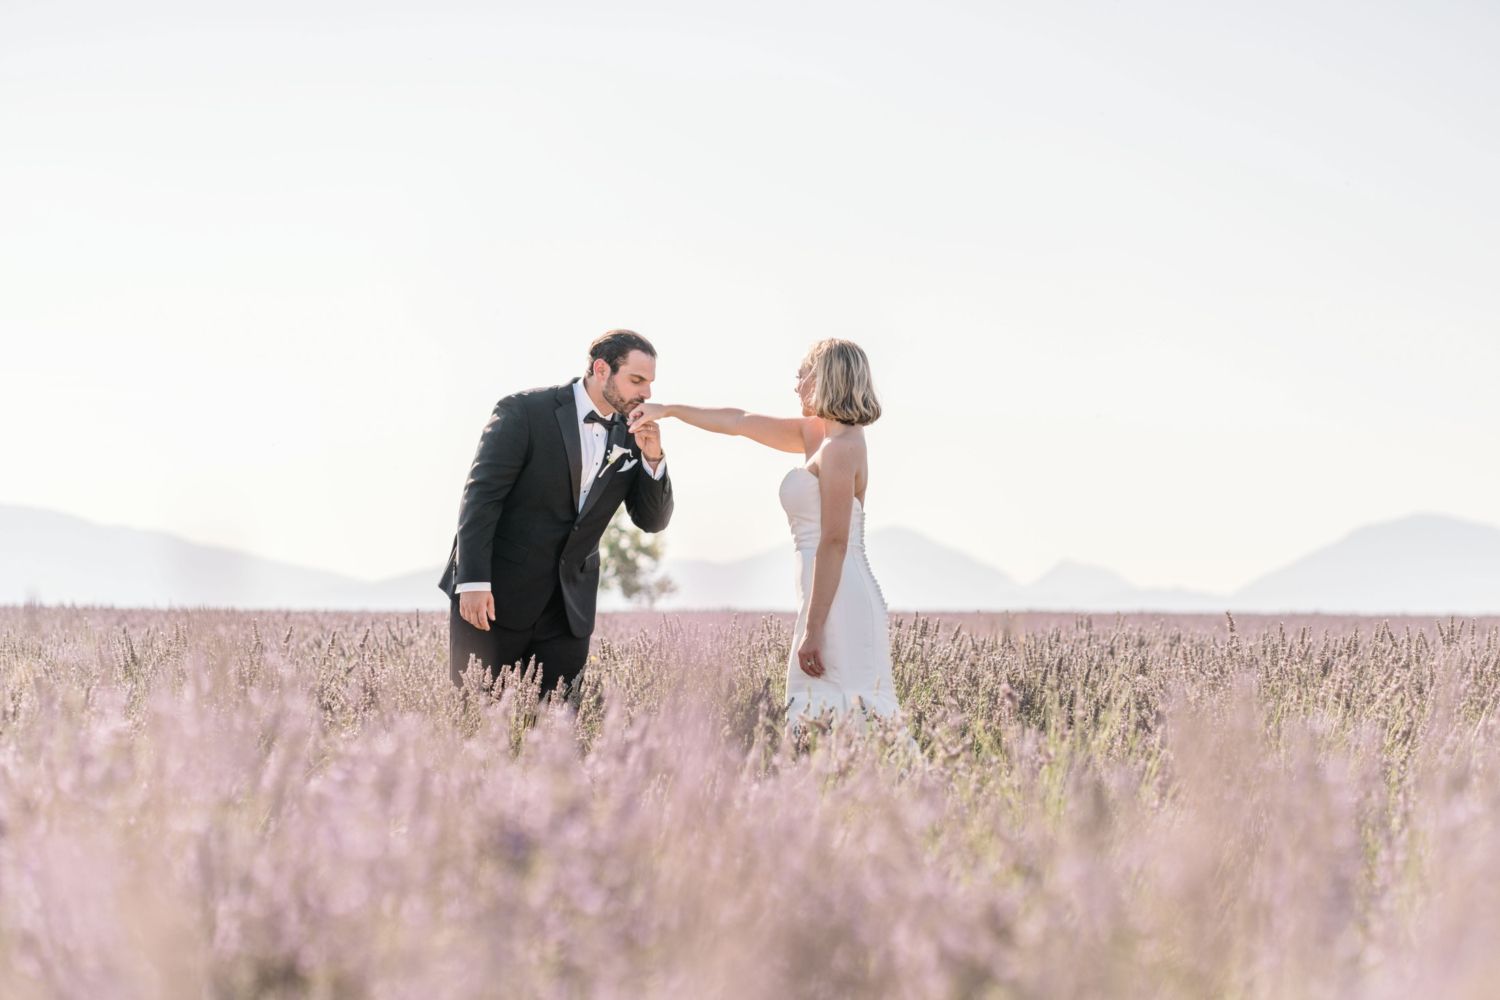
[{"xmin": 640, "ymin": 384, "xmax": 652, "ymax": 400}]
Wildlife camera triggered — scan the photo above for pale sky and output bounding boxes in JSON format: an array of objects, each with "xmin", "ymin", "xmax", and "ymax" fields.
[{"xmin": 3, "ymin": 0, "xmax": 1497, "ymax": 593}]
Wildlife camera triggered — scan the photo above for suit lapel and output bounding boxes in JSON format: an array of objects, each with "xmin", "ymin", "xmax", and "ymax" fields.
[
  {"xmin": 555, "ymin": 383, "xmax": 582, "ymax": 512},
  {"xmin": 577, "ymin": 418, "xmax": 631, "ymax": 523}
]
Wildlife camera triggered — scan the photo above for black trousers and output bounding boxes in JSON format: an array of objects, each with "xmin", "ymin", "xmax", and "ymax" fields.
[{"xmin": 448, "ymin": 584, "xmax": 590, "ymax": 696}]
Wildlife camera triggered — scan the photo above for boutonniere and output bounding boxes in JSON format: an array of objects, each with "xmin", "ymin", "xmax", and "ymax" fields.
[{"xmin": 598, "ymin": 443, "xmax": 632, "ymax": 479}]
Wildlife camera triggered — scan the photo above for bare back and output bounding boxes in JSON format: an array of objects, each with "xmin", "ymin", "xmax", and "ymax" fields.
[{"xmin": 804, "ymin": 424, "xmax": 867, "ymax": 508}]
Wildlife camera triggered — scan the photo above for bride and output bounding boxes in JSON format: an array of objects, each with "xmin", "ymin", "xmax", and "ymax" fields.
[{"xmin": 627, "ymin": 339, "xmax": 900, "ymax": 725}]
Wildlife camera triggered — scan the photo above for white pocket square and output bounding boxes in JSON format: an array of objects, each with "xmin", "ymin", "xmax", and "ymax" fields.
[
  {"xmin": 619, "ymin": 459, "xmax": 639, "ymax": 473},
  {"xmin": 597, "ymin": 444, "xmax": 634, "ymax": 479}
]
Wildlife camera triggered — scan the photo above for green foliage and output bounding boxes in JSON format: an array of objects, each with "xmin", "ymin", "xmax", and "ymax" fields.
[{"xmin": 599, "ymin": 506, "xmax": 676, "ymax": 607}]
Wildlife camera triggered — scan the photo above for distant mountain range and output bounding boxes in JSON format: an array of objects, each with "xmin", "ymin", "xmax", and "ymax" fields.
[
  {"xmin": 0, "ymin": 506, "xmax": 446, "ymax": 610},
  {"xmin": 656, "ymin": 530, "xmax": 1230, "ymax": 613},
  {"xmin": 660, "ymin": 516, "xmax": 1500, "ymax": 615},
  {"xmin": 5, "ymin": 504, "xmax": 1500, "ymax": 614},
  {"xmin": 1232, "ymin": 514, "xmax": 1500, "ymax": 615}
]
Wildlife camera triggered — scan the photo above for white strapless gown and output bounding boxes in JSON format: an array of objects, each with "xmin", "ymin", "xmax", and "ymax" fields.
[{"xmin": 779, "ymin": 467, "xmax": 901, "ymax": 723}]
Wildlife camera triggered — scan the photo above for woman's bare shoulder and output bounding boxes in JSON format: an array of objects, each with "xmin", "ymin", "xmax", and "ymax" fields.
[
  {"xmin": 819, "ymin": 431, "xmax": 866, "ymax": 469},
  {"xmin": 828, "ymin": 429, "xmax": 867, "ymax": 455}
]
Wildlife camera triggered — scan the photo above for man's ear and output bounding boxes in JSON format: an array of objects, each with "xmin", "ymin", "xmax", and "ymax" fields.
[{"xmin": 591, "ymin": 359, "xmax": 609, "ymax": 381}]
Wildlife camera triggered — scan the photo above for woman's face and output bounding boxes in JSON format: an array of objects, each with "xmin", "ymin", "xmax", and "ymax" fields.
[{"xmin": 795, "ymin": 362, "xmax": 816, "ymax": 417}]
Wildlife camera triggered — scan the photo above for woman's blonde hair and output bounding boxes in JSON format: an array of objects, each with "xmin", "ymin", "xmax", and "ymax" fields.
[{"xmin": 804, "ymin": 339, "xmax": 882, "ymax": 426}]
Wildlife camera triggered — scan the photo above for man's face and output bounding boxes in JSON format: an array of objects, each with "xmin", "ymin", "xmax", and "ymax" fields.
[{"xmin": 598, "ymin": 350, "xmax": 656, "ymax": 416}]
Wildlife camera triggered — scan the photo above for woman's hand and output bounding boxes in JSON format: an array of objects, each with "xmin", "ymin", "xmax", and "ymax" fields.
[
  {"xmin": 626, "ymin": 402, "xmax": 668, "ymax": 434},
  {"xmin": 796, "ymin": 625, "xmax": 826, "ymax": 678}
]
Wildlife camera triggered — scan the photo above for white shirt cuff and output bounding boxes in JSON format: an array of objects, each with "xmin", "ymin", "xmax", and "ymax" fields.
[
  {"xmin": 454, "ymin": 582, "xmax": 491, "ymax": 593},
  {"xmin": 645, "ymin": 456, "xmax": 667, "ymax": 480}
]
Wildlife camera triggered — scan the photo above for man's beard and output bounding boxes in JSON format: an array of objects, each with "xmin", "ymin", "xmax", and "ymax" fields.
[{"xmin": 601, "ymin": 375, "xmax": 642, "ymax": 417}]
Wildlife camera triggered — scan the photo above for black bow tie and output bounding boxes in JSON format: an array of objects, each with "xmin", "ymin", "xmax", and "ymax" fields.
[{"xmin": 583, "ymin": 410, "xmax": 618, "ymax": 429}]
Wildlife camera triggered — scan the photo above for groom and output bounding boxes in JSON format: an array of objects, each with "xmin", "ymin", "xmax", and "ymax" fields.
[{"xmin": 438, "ymin": 330, "xmax": 672, "ymax": 693}]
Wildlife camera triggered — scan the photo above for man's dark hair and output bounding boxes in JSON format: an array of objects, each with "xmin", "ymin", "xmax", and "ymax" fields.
[{"xmin": 587, "ymin": 329, "xmax": 657, "ymax": 376}]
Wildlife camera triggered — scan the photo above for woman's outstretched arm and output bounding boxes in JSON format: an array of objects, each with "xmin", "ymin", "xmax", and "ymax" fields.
[{"xmin": 628, "ymin": 403, "xmax": 821, "ymax": 456}]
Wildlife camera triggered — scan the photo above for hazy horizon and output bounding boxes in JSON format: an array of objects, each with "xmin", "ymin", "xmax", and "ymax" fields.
[
  {"xmin": 4, "ymin": 1, "xmax": 1498, "ymax": 592},
  {"xmin": 12, "ymin": 501, "xmax": 1500, "ymax": 621}
]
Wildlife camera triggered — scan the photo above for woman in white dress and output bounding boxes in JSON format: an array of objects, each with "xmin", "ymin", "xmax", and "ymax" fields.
[{"xmin": 627, "ymin": 339, "xmax": 900, "ymax": 724}]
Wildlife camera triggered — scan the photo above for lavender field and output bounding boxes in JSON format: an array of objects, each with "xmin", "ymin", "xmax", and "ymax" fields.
[{"xmin": 4, "ymin": 606, "xmax": 1500, "ymax": 998}]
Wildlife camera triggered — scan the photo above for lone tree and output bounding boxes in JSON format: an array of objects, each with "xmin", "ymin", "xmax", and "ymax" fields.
[{"xmin": 599, "ymin": 507, "xmax": 676, "ymax": 607}]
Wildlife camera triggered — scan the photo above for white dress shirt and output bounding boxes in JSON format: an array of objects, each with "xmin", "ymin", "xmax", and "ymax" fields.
[{"xmin": 455, "ymin": 380, "xmax": 666, "ymax": 594}]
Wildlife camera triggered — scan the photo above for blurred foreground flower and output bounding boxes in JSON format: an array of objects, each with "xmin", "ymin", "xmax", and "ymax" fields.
[{"xmin": 1, "ymin": 607, "xmax": 1499, "ymax": 998}]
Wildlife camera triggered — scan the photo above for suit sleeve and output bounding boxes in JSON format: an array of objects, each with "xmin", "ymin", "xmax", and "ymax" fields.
[
  {"xmin": 455, "ymin": 395, "xmax": 530, "ymax": 586},
  {"xmin": 624, "ymin": 459, "xmax": 673, "ymax": 534}
]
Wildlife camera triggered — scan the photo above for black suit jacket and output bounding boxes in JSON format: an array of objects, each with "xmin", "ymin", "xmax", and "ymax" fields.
[{"xmin": 438, "ymin": 380, "xmax": 674, "ymax": 637}]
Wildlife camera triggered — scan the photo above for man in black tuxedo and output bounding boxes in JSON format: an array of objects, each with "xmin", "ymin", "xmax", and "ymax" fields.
[{"xmin": 439, "ymin": 330, "xmax": 672, "ymax": 693}]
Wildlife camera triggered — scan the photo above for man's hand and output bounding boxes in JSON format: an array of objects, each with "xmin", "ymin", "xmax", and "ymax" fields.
[
  {"xmin": 630, "ymin": 415, "xmax": 664, "ymax": 467},
  {"xmin": 459, "ymin": 591, "xmax": 495, "ymax": 631}
]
